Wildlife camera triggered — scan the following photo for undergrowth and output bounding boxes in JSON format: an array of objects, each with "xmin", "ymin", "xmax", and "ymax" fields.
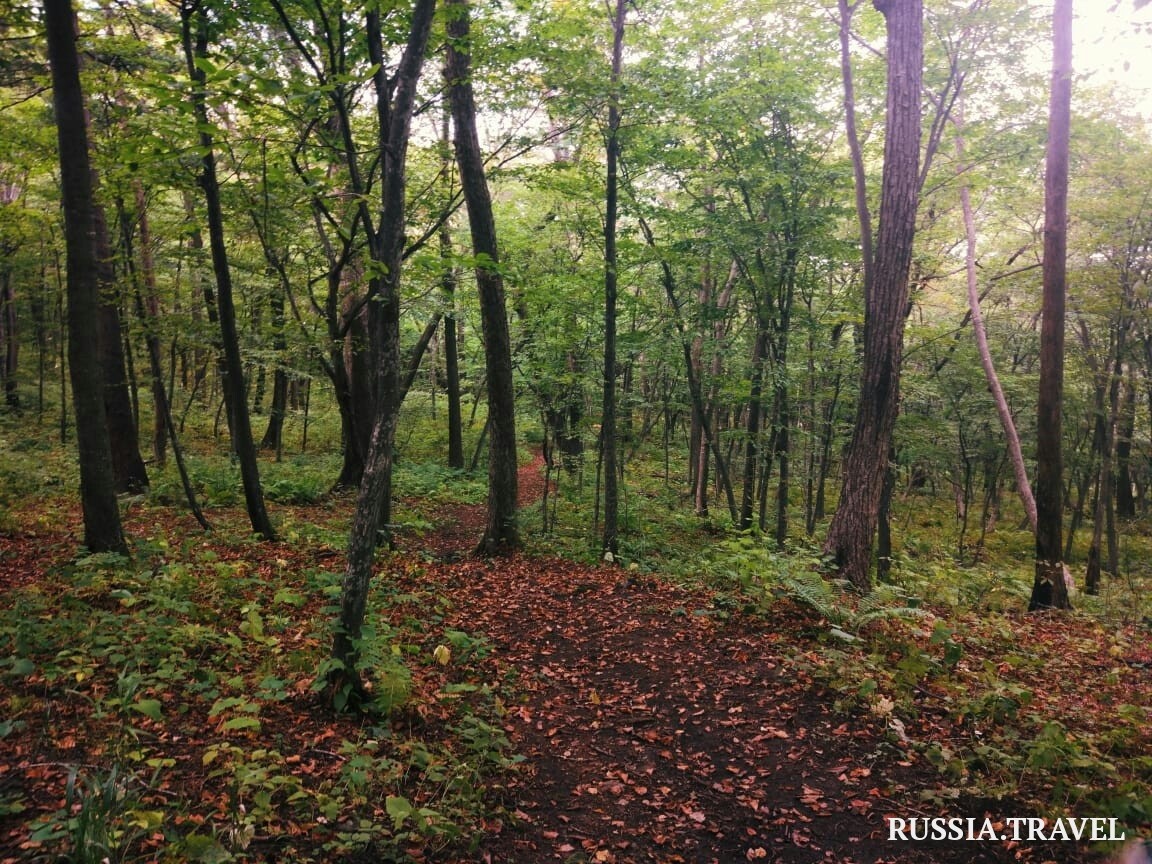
[
  {"xmin": 694, "ymin": 530, "xmax": 1152, "ymax": 847},
  {"xmin": 0, "ymin": 544, "xmax": 516, "ymax": 862}
]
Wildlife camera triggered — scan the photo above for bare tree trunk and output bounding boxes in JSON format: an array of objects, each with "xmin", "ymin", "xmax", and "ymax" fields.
[
  {"xmin": 446, "ymin": 0, "xmax": 519, "ymax": 554},
  {"xmin": 259, "ymin": 287, "xmax": 289, "ymax": 453},
  {"xmin": 1030, "ymin": 0, "xmax": 1073, "ymax": 611},
  {"xmin": 740, "ymin": 327, "xmax": 768, "ymax": 531},
  {"xmin": 0, "ymin": 269, "xmax": 17, "ymax": 409},
  {"xmin": 597, "ymin": 0, "xmax": 627, "ymax": 557},
  {"xmin": 94, "ymin": 198, "xmax": 149, "ymax": 492},
  {"xmin": 955, "ymin": 115, "xmax": 1037, "ymax": 532},
  {"xmin": 131, "ymin": 183, "xmax": 168, "ymax": 468},
  {"xmin": 182, "ymin": 3, "xmax": 276, "ymax": 541},
  {"xmin": 440, "ymin": 106, "xmax": 465, "ymax": 471},
  {"xmin": 45, "ymin": 0, "xmax": 127, "ymax": 555},
  {"xmin": 823, "ymin": 0, "xmax": 923, "ymax": 591},
  {"xmin": 1115, "ymin": 371, "xmax": 1136, "ymax": 519}
]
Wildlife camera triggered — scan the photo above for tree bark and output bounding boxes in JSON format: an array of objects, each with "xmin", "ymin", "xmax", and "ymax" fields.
[
  {"xmin": 131, "ymin": 183, "xmax": 168, "ymax": 468},
  {"xmin": 446, "ymin": 0, "xmax": 519, "ymax": 554},
  {"xmin": 1030, "ymin": 0, "xmax": 1073, "ymax": 611},
  {"xmin": 44, "ymin": 0, "xmax": 127, "ymax": 555},
  {"xmin": 440, "ymin": 107, "xmax": 465, "ymax": 471},
  {"xmin": 181, "ymin": 4, "xmax": 276, "ymax": 541},
  {"xmin": 823, "ymin": 0, "xmax": 923, "ymax": 591},
  {"xmin": 1115, "ymin": 372, "xmax": 1136, "ymax": 519},
  {"xmin": 740, "ymin": 327, "xmax": 768, "ymax": 531},
  {"xmin": 0, "ymin": 269, "xmax": 17, "ymax": 409},
  {"xmin": 595, "ymin": 0, "xmax": 627, "ymax": 556},
  {"xmin": 95, "ymin": 183, "xmax": 149, "ymax": 492},
  {"xmin": 329, "ymin": 0, "xmax": 435, "ymax": 704}
]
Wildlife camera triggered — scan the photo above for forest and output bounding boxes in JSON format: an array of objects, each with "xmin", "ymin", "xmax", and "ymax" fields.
[{"xmin": 1, "ymin": 0, "xmax": 1151, "ymax": 861}]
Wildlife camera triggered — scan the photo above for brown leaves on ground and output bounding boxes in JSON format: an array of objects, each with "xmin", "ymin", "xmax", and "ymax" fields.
[{"xmin": 0, "ymin": 455, "xmax": 1138, "ymax": 863}]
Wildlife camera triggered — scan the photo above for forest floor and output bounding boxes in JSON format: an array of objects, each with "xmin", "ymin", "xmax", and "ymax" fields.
[
  {"xmin": 1, "ymin": 455, "xmax": 1149, "ymax": 863},
  {"xmin": 403, "ymin": 457, "xmax": 1134, "ymax": 864}
]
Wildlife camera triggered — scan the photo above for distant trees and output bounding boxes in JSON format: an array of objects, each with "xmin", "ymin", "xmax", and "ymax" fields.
[{"xmin": 10, "ymin": 0, "xmax": 1152, "ymax": 616}]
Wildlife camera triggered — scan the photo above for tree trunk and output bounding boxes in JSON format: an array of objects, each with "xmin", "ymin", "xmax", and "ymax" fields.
[
  {"xmin": 1, "ymin": 269, "xmax": 17, "ymax": 409},
  {"xmin": 329, "ymin": 0, "xmax": 435, "ymax": 703},
  {"xmin": 740, "ymin": 327, "xmax": 768, "ymax": 531},
  {"xmin": 259, "ymin": 286, "xmax": 289, "ymax": 453},
  {"xmin": 1115, "ymin": 371, "xmax": 1136, "ymax": 519},
  {"xmin": 440, "ymin": 110, "xmax": 465, "ymax": 471},
  {"xmin": 44, "ymin": 0, "xmax": 127, "ymax": 555},
  {"xmin": 1030, "ymin": 0, "xmax": 1073, "ymax": 611},
  {"xmin": 446, "ymin": 0, "xmax": 519, "ymax": 554},
  {"xmin": 823, "ymin": 0, "xmax": 923, "ymax": 591},
  {"xmin": 595, "ymin": 0, "xmax": 627, "ymax": 556},
  {"xmin": 955, "ymin": 115, "xmax": 1036, "ymax": 532},
  {"xmin": 181, "ymin": 4, "xmax": 276, "ymax": 541},
  {"xmin": 95, "ymin": 196, "xmax": 149, "ymax": 492},
  {"xmin": 131, "ymin": 183, "xmax": 168, "ymax": 468}
]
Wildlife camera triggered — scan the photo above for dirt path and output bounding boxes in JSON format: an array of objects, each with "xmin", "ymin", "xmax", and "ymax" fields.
[{"xmin": 423, "ymin": 458, "xmax": 1090, "ymax": 864}]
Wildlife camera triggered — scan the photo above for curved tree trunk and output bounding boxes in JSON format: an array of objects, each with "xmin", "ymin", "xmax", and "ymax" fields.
[
  {"xmin": 446, "ymin": 0, "xmax": 520, "ymax": 554},
  {"xmin": 955, "ymin": 115, "xmax": 1037, "ymax": 534}
]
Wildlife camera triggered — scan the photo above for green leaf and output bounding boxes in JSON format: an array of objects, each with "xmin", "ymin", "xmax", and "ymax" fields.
[
  {"xmin": 8, "ymin": 657, "xmax": 35, "ymax": 677},
  {"xmin": 386, "ymin": 795, "xmax": 413, "ymax": 830},
  {"xmin": 131, "ymin": 699, "xmax": 163, "ymax": 722},
  {"xmin": 222, "ymin": 716, "xmax": 261, "ymax": 732},
  {"xmin": 179, "ymin": 833, "xmax": 233, "ymax": 863}
]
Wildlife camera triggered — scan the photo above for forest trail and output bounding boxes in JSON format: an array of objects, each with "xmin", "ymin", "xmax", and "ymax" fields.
[
  {"xmin": 412, "ymin": 458, "xmax": 1089, "ymax": 864},
  {"xmin": 2, "ymin": 456, "xmax": 1133, "ymax": 864}
]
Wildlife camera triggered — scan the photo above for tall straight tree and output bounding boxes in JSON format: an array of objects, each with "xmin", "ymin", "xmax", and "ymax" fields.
[
  {"xmin": 1030, "ymin": 0, "xmax": 1073, "ymax": 611},
  {"xmin": 44, "ymin": 0, "xmax": 127, "ymax": 555},
  {"xmin": 181, "ymin": 0, "xmax": 276, "ymax": 541},
  {"xmin": 600, "ymin": 0, "xmax": 627, "ymax": 557},
  {"xmin": 823, "ymin": 0, "xmax": 923, "ymax": 591},
  {"xmin": 445, "ymin": 0, "xmax": 519, "ymax": 553},
  {"xmin": 328, "ymin": 0, "xmax": 436, "ymax": 705},
  {"xmin": 439, "ymin": 104, "xmax": 465, "ymax": 471}
]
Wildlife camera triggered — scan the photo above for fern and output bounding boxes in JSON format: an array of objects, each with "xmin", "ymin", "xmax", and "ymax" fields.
[
  {"xmin": 778, "ymin": 569, "xmax": 842, "ymax": 623},
  {"xmin": 853, "ymin": 583, "xmax": 927, "ymax": 629}
]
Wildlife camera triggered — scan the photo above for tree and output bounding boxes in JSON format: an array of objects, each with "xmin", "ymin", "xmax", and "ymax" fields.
[
  {"xmin": 445, "ymin": 0, "xmax": 519, "ymax": 553},
  {"xmin": 954, "ymin": 106, "xmax": 1037, "ymax": 535},
  {"xmin": 327, "ymin": 0, "xmax": 436, "ymax": 707},
  {"xmin": 44, "ymin": 0, "xmax": 128, "ymax": 555},
  {"xmin": 823, "ymin": 0, "xmax": 924, "ymax": 591},
  {"xmin": 599, "ymin": 0, "xmax": 627, "ymax": 557},
  {"xmin": 1030, "ymin": 0, "xmax": 1073, "ymax": 611},
  {"xmin": 94, "ymin": 193, "xmax": 150, "ymax": 493},
  {"xmin": 180, "ymin": 0, "xmax": 276, "ymax": 541}
]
